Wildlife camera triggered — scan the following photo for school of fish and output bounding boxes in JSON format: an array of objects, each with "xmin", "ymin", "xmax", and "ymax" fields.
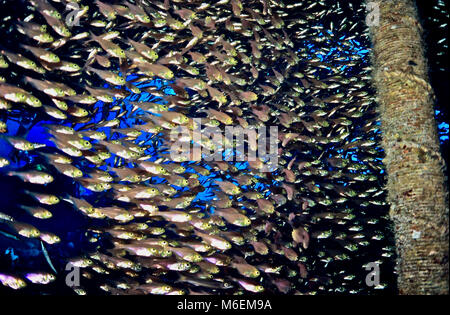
[{"xmin": 0, "ymin": 0, "xmax": 400, "ymax": 295}]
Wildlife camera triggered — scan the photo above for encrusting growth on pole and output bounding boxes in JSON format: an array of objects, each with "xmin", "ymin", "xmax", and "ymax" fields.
[{"xmin": 366, "ymin": 0, "xmax": 449, "ymax": 294}]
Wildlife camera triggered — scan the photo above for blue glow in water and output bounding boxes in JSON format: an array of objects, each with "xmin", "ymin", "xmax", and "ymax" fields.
[
  {"xmin": 438, "ymin": 122, "xmax": 449, "ymax": 132},
  {"xmin": 163, "ymin": 86, "xmax": 176, "ymax": 96},
  {"xmin": 438, "ymin": 121, "xmax": 449, "ymax": 143},
  {"xmin": 5, "ymin": 248, "xmax": 18, "ymax": 261},
  {"xmin": 26, "ymin": 121, "xmax": 59, "ymax": 147},
  {"xmin": 5, "ymin": 119, "xmax": 21, "ymax": 136}
]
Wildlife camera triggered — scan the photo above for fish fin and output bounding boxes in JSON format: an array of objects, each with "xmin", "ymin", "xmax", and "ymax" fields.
[{"xmin": 41, "ymin": 240, "xmax": 58, "ymax": 274}]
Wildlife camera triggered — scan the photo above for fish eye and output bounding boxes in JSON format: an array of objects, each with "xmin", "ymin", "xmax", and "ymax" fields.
[{"xmin": 28, "ymin": 60, "xmax": 36, "ymax": 67}]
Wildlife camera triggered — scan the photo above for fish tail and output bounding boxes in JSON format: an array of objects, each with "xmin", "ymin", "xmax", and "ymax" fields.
[
  {"xmin": 85, "ymin": 65, "xmax": 95, "ymax": 74},
  {"xmin": 6, "ymin": 171, "xmax": 18, "ymax": 177},
  {"xmin": 84, "ymin": 32, "xmax": 98, "ymax": 45},
  {"xmin": 81, "ymin": 55, "xmax": 96, "ymax": 72}
]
